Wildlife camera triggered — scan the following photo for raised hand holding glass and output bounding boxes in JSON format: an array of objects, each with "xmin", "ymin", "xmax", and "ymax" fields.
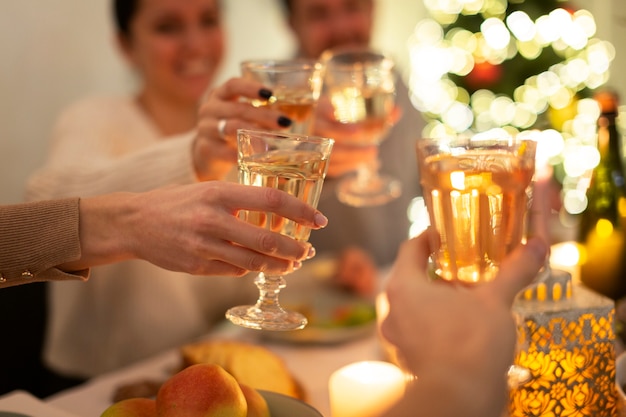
[{"xmin": 226, "ymin": 129, "xmax": 333, "ymax": 331}]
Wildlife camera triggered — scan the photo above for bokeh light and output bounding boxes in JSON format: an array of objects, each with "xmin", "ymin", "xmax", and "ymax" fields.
[{"xmin": 408, "ymin": 1, "xmax": 615, "ymax": 215}]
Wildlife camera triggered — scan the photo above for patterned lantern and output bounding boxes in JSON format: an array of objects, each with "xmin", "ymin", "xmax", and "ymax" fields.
[{"xmin": 510, "ymin": 269, "xmax": 620, "ymax": 416}]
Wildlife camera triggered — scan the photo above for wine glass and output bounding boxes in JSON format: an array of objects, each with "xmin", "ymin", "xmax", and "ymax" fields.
[
  {"xmin": 321, "ymin": 46, "xmax": 401, "ymax": 207},
  {"xmin": 241, "ymin": 59, "xmax": 324, "ymax": 135},
  {"xmin": 226, "ymin": 129, "xmax": 334, "ymax": 331},
  {"xmin": 415, "ymin": 136, "xmax": 537, "ymax": 283},
  {"xmin": 415, "ymin": 136, "xmax": 538, "ymax": 388}
]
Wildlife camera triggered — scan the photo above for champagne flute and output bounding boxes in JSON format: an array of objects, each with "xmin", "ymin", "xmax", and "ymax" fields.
[
  {"xmin": 226, "ymin": 129, "xmax": 334, "ymax": 331},
  {"xmin": 321, "ymin": 46, "xmax": 401, "ymax": 207},
  {"xmin": 415, "ymin": 136, "xmax": 537, "ymax": 388},
  {"xmin": 241, "ymin": 59, "xmax": 324, "ymax": 135}
]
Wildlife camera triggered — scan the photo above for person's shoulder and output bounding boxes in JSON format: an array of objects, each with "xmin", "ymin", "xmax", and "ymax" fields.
[
  {"xmin": 55, "ymin": 95, "xmax": 140, "ymax": 128},
  {"xmin": 60, "ymin": 95, "xmax": 136, "ymax": 116}
]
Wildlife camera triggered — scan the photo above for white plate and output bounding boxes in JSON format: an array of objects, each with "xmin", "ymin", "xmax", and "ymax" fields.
[
  {"xmin": 260, "ymin": 390, "xmax": 322, "ymax": 417},
  {"xmin": 261, "ymin": 257, "xmax": 377, "ymax": 344},
  {"xmin": 262, "ymin": 289, "xmax": 376, "ymax": 344}
]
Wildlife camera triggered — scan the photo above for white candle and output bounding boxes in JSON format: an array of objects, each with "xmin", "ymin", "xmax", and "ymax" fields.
[{"xmin": 329, "ymin": 361, "xmax": 405, "ymax": 417}]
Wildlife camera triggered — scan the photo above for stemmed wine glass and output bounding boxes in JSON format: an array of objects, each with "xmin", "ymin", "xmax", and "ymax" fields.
[
  {"xmin": 226, "ymin": 129, "xmax": 334, "ymax": 331},
  {"xmin": 321, "ymin": 46, "xmax": 401, "ymax": 207}
]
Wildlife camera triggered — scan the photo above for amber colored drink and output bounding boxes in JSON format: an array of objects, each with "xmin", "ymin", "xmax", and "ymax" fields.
[
  {"xmin": 241, "ymin": 59, "xmax": 323, "ymax": 136},
  {"xmin": 250, "ymin": 93, "xmax": 316, "ymax": 135},
  {"xmin": 417, "ymin": 139, "xmax": 536, "ymax": 283},
  {"xmin": 328, "ymin": 86, "xmax": 395, "ymax": 145},
  {"xmin": 239, "ymin": 149, "xmax": 328, "ymax": 243}
]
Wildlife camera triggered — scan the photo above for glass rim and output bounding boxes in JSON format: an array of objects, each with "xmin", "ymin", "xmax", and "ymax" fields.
[
  {"xmin": 240, "ymin": 58, "xmax": 322, "ymax": 72},
  {"xmin": 416, "ymin": 136, "xmax": 536, "ymax": 147},
  {"xmin": 237, "ymin": 128, "xmax": 334, "ymax": 146},
  {"xmin": 321, "ymin": 46, "xmax": 394, "ymax": 70}
]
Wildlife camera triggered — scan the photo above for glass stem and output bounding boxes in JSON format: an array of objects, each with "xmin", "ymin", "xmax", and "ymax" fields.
[
  {"xmin": 253, "ymin": 273, "xmax": 287, "ymax": 313},
  {"xmin": 356, "ymin": 158, "xmax": 380, "ymax": 188}
]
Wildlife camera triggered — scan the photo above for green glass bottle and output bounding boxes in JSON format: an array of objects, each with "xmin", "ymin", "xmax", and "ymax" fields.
[{"xmin": 577, "ymin": 90, "xmax": 626, "ymax": 301}]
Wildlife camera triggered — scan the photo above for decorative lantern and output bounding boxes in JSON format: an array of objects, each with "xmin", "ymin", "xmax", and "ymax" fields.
[{"xmin": 510, "ymin": 269, "xmax": 620, "ymax": 416}]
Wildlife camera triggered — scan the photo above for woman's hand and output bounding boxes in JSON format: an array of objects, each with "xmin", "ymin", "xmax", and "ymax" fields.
[
  {"xmin": 192, "ymin": 77, "xmax": 293, "ymax": 181},
  {"xmin": 73, "ymin": 182, "xmax": 328, "ymax": 277}
]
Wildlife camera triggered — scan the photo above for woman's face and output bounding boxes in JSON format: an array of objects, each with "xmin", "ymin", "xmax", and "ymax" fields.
[{"xmin": 120, "ymin": 0, "xmax": 224, "ymax": 105}]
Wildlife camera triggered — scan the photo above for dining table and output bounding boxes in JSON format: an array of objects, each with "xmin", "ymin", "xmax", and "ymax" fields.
[
  {"xmin": 0, "ymin": 254, "xmax": 388, "ymax": 417},
  {"xmin": 0, "ymin": 243, "xmax": 594, "ymax": 417},
  {"xmin": 41, "ymin": 320, "xmax": 383, "ymax": 417}
]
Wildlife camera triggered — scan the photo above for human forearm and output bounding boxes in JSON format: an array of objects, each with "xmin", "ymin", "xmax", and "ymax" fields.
[
  {"xmin": 61, "ymin": 182, "xmax": 329, "ymax": 276},
  {"xmin": 0, "ymin": 198, "xmax": 88, "ymax": 287},
  {"xmin": 57, "ymin": 194, "xmax": 137, "ymax": 271},
  {"xmin": 25, "ymin": 135, "xmax": 197, "ymax": 201}
]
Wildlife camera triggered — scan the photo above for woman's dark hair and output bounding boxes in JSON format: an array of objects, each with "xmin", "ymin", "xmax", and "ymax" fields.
[
  {"xmin": 279, "ymin": 0, "xmax": 292, "ymax": 14},
  {"xmin": 113, "ymin": 0, "xmax": 139, "ymax": 37}
]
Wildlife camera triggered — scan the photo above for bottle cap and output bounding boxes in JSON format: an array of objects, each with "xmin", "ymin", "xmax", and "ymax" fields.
[{"xmin": 594, "ymin": 90, "xmax": 619, "ymax": 114}]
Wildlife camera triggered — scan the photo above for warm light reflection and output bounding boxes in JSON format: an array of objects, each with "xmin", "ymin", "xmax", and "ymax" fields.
[
  {"xmin": 407, "ymin": 196, "xmax": 430, "ymax": 237},
  {"xmin": 511, "ymin": 270, "xmax": 618, "ymax": 416},
  {"xmin": 596, "ymin": 219, "xmax": 615, "ymax": 239},
  {"xmin": 550, "ymin": 241, "xmax": 581, "ymax": 269}
]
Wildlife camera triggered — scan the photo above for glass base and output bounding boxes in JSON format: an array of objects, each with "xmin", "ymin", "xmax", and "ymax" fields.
[
  {"xmin": 336, "ymin": 173, "xmax": 402, "ymax": 207},
  {"xmin": 225, "ymin": 305, "xmax": 307, "ymax": 331}
]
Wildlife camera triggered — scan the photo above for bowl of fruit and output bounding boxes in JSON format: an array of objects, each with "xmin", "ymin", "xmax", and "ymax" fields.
[{"xmin": 100, "ymin": 363, "xmax": 321, "ymax": 417}]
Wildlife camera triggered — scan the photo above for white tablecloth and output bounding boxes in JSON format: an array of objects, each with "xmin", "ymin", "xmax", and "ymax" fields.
[{"xmin": 44, "ymin": 323, "xmax": 385, "ymax": 417}]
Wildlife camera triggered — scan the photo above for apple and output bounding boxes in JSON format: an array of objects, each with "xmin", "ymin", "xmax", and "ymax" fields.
[
  {"xmin": 239, "ymin": 383, "xmax": 270, "ymax": 417},
  {"xmin": 156, "ymin": 363, "xmax": 247, "ymax": 417},
  {"xmin": 100, "ymin": 397, "xmax": 157, "ymax": 417}
]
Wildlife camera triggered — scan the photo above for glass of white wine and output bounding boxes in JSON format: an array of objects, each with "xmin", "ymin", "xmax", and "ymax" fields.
[
  {"xmin": 241, "ymin": 59, "xmax": 324, "ymax": 135},
  {"xmin": 321, "ymin": 46, "xmax": 401, "ymax": 207},
  {"xmin": 226, "ymin": 129, "xmax": 334, "ymax": 331}
]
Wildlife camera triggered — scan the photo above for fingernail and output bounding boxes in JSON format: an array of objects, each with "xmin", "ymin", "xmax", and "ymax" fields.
[
  {"xmin": 314, "ymin": 211, "xmax": 328, "ymax": 228},
  {"xmin": 277, "ymin": 116, "xmax": 292, "ymax": 127},
  {"xmin": 292, "ymin": 261, "xmax": 302, "ymax": 271},
  {"xmin": 307, "ymin": 245, "xmax": 316, "ymax": 260},
  {"xmin": 259, "ymin": 88, "xmax": 273, "ymax": 99}
]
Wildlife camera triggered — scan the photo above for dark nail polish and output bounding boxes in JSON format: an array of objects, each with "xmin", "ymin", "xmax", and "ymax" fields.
[
  {"xmin": 258, "ymin": 88, "xmax": 273, "ymax": 99},
  {"xmin": 278, "ymin": 116, "xmax": 292, "ymax": 127}
]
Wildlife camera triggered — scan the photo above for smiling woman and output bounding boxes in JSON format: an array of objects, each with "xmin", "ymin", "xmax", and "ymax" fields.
[{"xmin": 113, "ymin": 0, "xmax": 225, "ymax": 135}]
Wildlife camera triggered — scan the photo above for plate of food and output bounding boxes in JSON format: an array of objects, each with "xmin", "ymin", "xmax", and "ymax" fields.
[
  {"xmin": 260, "ymin": 390, "xmax": 322, "ymax": 417},
  {"xmin": 261, "ymin": 256, "xmax": 378, "ymax": 344}
]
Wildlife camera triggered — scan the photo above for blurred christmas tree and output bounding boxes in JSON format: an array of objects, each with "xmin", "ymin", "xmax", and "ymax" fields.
[{"xmin": 408, "ymin": 0, "xmax": 615, "ymax": 215}]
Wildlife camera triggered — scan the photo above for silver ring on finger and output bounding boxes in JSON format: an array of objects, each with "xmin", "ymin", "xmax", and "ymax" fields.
[{"xmin": 217, "ymin": 118, "xmax": 227, "ymax": 140}]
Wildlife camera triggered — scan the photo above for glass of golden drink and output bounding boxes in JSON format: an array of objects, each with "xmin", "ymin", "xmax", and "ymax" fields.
[
  {"xmin": 321, "ymin": 46, "xmax": 400, "ymax": 207},
  {"xmin": 416, "ymin": 136, "xmax": 537, "ymax": 388},
  {"xmin": 416, "ymin": 137, "xmax": 537, "ymax": 284},
  {"xmin": 226, "ymin": 129, "xmax": 334, "ymax": 331},
  {"xmin": 241, "ymin": 59, "xmax": 324, "ymax": 135}
]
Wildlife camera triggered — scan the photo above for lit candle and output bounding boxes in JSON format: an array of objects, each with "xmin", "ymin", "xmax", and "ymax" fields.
[{"xmin": 329, "ymin": 361, "xmax": 405, "ymax": 417}]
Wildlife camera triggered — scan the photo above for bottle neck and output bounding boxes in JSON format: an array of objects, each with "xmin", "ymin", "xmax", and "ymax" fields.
[
  {"xmin": 597, "ymin": 112, "xmax": 620, "ymax": 156},
  {"xmin": 597, "ymin": 111, "xmax": 626, "ymax": 191}
]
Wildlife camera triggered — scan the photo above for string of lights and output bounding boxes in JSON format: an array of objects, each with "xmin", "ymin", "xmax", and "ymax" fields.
[{"xmin": 407, "ymin": 0, "xmax": 615, "ymax": 216}]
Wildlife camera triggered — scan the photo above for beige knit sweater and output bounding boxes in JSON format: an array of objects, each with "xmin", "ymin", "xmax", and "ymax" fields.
[{"xmin": 0, "ymin": 198, "xmax": 89, "ymax": 288}]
